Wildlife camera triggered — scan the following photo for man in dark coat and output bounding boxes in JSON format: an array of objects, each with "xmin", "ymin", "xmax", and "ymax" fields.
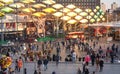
[
  {"xmin": 99, "ymin": 58, "xmax": 104, "ymax": 72},
  {"xmin": 37, "ymin": 58, "xmax": 42, "ymax": 70},
  {"xmin": 43, "ymin": 57, "xmax": 49, "ymax": 71},
  {"xmin": 91, "ymin": 53, "xmax": 96, "ymax": 66},
  {"xmin": 55, "ymin": 55, "xmax": 59, "ymax": 66},
  {"xmin": 112, "ymin": 44, "xmax": 115, "ymax": 52},
  {"xmin": 85, "ymin": 67, "xmax": 89, "ymax": 74}
]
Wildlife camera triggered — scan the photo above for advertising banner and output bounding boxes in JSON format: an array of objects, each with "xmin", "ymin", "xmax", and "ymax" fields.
[{"xmin": 0, "ymin": 23, "xmax": 24, "ymax": 32}]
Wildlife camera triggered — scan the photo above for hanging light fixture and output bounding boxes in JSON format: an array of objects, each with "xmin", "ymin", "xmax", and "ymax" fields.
[
  {"xmin": 52, "ymin": 4, "xmax": 63, "ymax": 9},
  {"xmin": 96, "ymin": 6, "xmax": 100, "ymax": 10},
  {"xmin": 60, "ymin": 8, "xmax": 70, "ymax": 13},
  {"xmin": 67, "ymin": 19, "xmax": 77, "ymax": 24},
  {"xmin": 32, "ymin": 12, "xmax": 46, "ymax": 17},
  {"xmin": 0, "ymin": 0, "xmax": 13, "ymax": 4},
  {"xmin": 90, "ymin": 12, "xmax": 94, "ymax": 16},
  {"xmin": 22, "ymin": 8, "xmax": 36, "ymax": 13},
  {"xmin": 86, "ymin": 16, "xmax": 92, "ymax": 19},
  {"xmin": 1, "ymin": 7, "xmax": 14, "ymax": 13},
  {"xmin": 20, "ymin": 0, "xmax": 35, "ymax": 4},
  {"xmin": 80, "ymin": 12, "xmax": 88, "ymax": 16},
  {"xmin": 67, "ymin": 12, "xmax": 77, "ymax": 17},
  {"xmin": 9, "ymin": 3, "xmax": 25, "ymax": 8},
  {"xmin": 80, "ymin": 19, "xmax": 88, "ymax": 23},
  {"xmin": 53, "ymin": 12, "xmax": 63, "ymax": 17},
  {"xmin": 66, "ymin": 4, "xmax": 76, "ymax": 9},
  {"xmin": 94, "ymin": 15, "xmax": 98, "ymax": 19},
  {"xmin": 102, "ymin": 18, "xmax": 105, "ymax": 21},
  {"xmin": 100, "ymin": 15, "xmax": 103, "ymax": 18},
  {"xmin": 75, "ymin": 15, "xmax": 82, "ymax": 20},
  {"xmin": 94, "ymin": 9, "xmax": 97, "ymax": 13},
  {"xmin": 74, "ymin": 8, "xmax": 82, "ymax": 13},
  {"xmin": 42, "ymin": 8, "xmax": 56, "ymax": 13},
  {"xmin": 85, "ymin": 9, "xmax": 92, "ymax": 13},
  {"xmin": 90, "ymin": 18, "xmax": 95, "ymax": 23},
  {"xmin": 42, "ymin": 0, "xmax": 55, "ymax": 5},
  {"xmin": 97, "ymin": 18, "xmax": 101, "ymax": 22},
  {"xmin": 32, "ymin": 4, "xmax": 46, "ymax": 8},
  {"xmin": 61, "ymin": 16, "xmax": 71, "ymax": 21}
]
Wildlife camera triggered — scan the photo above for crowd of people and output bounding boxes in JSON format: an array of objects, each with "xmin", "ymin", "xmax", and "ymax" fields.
[{"xmin": 0, "ymin": 36, "xmax": 119, "ymax": 74}]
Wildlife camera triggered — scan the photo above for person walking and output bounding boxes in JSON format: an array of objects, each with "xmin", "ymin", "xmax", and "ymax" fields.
[
  {"xmin": 17, "ymin": 57, "xmax": 23, "ymax": 72},
  {"xmin": 99, "ymin": 58, "xmax": 104, "ymax": 72},
  {"xmin": 91, "ymin": 53, "xmax": 95, "ymax": 66},
  {"xmin": 15, "ymin": 59, "xmax": 18, "ymax": 72},
  {"xmin": 84, "ymin": 66, "xmax": 89, "ymax": 74},
  {"xmin": 112, "ymin": 44, "xmax": 115, "ymax": 52},
  {"xmin": 56, "ymin": 47, "xmax": 60, "ymax": 56},
  {"xmin": 72, "ymin": 50, "xmax": 77, "ymax": 62},
  {"xmin": 55, "ymin": 55, "xmax": 59, "ymax": 66},
  {"xmin": 110, "ymin": 50, "xmax": 114, "ymax": 64},
  {"xmin": 95, "ymin": 54, "xmax": 100, "ymax": 71},
  {"xmin": 96, "ymin": 57, "xmax": 99, "ymax": 71},
  {"xmin": 85, "ymin": 54, "xmax": 91, "ymax": 65},
  {"xmin": 37, "ymin": 57, "xmax": 42, "ymax": 71},
  {"xmin": 82, "ymin": 61, "xmax": 89, "ymax": 74},
  {"xmin": 82, "ymin": 61, "xmax": 86, "ymax": 74},
  {"xmin": 43, "ymin": 56, "xmax": 49, "ymax": 71}
]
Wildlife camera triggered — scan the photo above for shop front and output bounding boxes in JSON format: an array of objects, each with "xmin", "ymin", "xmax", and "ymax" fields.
[{"xmin": 65, "ymin": 32, "xmax": 84, "ymax": 41}]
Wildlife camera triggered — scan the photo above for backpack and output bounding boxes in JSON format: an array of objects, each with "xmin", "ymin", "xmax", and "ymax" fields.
[{"xmin": 38, "ymin": 59, "xmax": 42, "ymax": 65}]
